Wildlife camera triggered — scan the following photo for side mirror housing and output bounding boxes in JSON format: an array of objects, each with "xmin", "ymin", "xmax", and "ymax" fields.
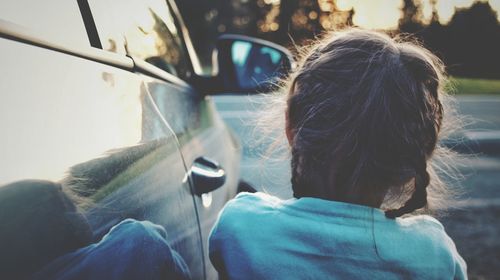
[{"xmin": 213, "ymin": 34, "xmax": 294, "ymax": 94}]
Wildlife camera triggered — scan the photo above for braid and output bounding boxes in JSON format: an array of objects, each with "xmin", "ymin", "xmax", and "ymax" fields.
[
  {"xmin": 385, "ymin": 157, "xmax": 430, "ymax": 218},
  {"xmin": 290, "ymin": 145, "xmax": 331, "ymax": 199},
  {"xmin": 290, "ymin": 147, "xmax": 322, "ymax": 198},
  {"xmin": 290, "ymin": 148, "xmax": 303, "ymax": 198}
]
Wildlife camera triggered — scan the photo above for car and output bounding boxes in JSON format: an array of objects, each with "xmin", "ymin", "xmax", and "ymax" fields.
[{"xmin": 0, "ymin": 0, "xmax": 292, "ymax": 279}]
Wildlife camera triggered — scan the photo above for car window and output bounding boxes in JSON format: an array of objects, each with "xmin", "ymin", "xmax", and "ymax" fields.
[
  {"xmin": 0, "ymin": 0, "xmax": 89, "ymax": 47},
  {"xmin": 88, "ymin": 0, "xmax": 191, "ymax": 80}
]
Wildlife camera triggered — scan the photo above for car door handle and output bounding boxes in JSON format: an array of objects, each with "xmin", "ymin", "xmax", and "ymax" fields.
[{"xmin": 190, "ymin": 157, "xmax": 226, "ymax": 196}]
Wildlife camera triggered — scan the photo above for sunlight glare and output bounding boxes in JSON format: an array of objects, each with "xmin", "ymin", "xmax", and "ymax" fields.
[
  {"xmin": 336, "ymin": 0, "xmax": 499, "ymax": 29},
  {"xmin": 343, "ymin": 0, "xmax": 401, "ymax": 29},
  {"xmin": 436, "ymin": 0, "xmax": 474, "ymax": 23}
]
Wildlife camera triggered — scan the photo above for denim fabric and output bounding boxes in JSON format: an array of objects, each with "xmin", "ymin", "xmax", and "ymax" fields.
[
  {"xmin": 32, "ymin": 219, "xmax": 191, "ymax": 280},
  {"xmin": 209, "ymin": 192, "xmax": 467, "ymax": 280}
]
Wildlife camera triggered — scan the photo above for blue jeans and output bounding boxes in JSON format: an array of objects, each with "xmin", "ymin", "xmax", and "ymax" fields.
[{"xmin": 32, "ymin": 219, "xmax": 191, "ymax": 280}]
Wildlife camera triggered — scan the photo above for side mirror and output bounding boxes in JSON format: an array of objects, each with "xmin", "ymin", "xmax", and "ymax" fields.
[{"xmin": 214, "ymin": 34, "xmax": 294, "ymax": 93}]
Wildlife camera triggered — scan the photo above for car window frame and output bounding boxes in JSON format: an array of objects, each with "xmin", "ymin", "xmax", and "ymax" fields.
[{"xmin": 80, "ymin": 0, "xmax": 198, "ymax": 82}]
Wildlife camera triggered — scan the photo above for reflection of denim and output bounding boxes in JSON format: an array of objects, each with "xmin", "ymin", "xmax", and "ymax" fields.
[{"xmin": 32, "ymin": 219, "xmax": 191, "ymax": 280}]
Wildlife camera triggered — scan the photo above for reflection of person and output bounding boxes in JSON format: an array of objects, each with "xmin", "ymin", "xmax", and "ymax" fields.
[
  {"xmin": 209, "ymin": 29, "xmax": 467, "ymax": 279},
  {"xmin": 0, "ymin": 180, "xmax": 191, "ymax": 280},
  {"xmin": 33, "ymin": 219, "xmax": 191, "ymax": 280},
  {"xmin": 0, "ymin": 180, "xmax": 92, "ymax": 279}
]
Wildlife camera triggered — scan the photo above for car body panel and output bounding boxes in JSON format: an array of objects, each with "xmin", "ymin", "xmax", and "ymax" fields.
[{"xmin": 0, "ymin": 35, "xmax": 206, "ymax": 278}]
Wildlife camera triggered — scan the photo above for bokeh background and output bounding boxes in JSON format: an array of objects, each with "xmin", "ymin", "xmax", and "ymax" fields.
[{"xmin": 178, "ymin": 0, "xmax": 500, "ymax": 79}]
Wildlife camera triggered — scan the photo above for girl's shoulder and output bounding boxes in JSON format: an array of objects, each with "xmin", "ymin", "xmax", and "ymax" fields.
[
  {"xmin": 211, "ymin": 192, "xmax": 284, "ymax": 233},
  {"xmin": 219, "ymin": 192, "xmax": 283, "ymax": 217},
  {"xmin": 233, "ymin": 191, "xmax": 282, "ymax": 204},
  {"xmin": 397, "ymin": 214, "xmax": 445, "ymax": 231},
  {"xmin": 374, "ymin": 214, "xmax": 467, "ymax": 278},
  {"xmin": 209, "ymin": 192, "xmax": 283, "ymax": 245},
  {"xmin": 377, "ymin": 214, "xmax": 462, "ymax": 264},
  {"xmin": 386, "ymin": 214, "xmax": 450, "ymax": 249}
]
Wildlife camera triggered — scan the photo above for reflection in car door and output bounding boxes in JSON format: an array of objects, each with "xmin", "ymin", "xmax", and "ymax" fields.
[
  {"xmin": 0, "ymin": 20, "xmax": 202, "ymax": 280},
  {"xmin": 143, "ymin": 1, "xmax": 242, "ymax": 278},
  {"xmin": 146, "ymin": 74, "xmax": 241, "ymax": 280},
  {"xmin": 87, "ymin": 0, "xmax": 241, "ymax": 278}
]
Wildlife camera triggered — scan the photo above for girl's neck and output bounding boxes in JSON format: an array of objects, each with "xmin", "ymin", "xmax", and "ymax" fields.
[{"xmin": 293, "ymin": 183, "xmax": 386, "ymax": 209}]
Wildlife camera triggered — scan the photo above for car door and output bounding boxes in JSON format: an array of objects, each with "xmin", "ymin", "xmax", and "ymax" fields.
[
  {"xmin": 0, "ymin": 0, "xmax": 203, "ymax": 278},
  {"xmin": 85, "ymin": 0, "xmax": 240, "ymax": 278},
  {"xmin": 86, "ymin": 0, "xmax": 241, "ymax": 278}
]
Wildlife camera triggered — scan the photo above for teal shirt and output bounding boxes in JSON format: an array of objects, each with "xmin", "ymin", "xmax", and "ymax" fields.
[{"xmin": 209, "ymin": 192, "xmax": 467, "ymax": 280}]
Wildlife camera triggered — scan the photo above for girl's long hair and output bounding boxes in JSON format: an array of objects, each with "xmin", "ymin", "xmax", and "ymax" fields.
[{"xmin": 254, "ymin": 29, "xmax": 464, "ymax": 218}]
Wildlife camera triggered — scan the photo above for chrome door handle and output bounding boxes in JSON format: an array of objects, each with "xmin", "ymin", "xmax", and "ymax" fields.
[{"xmin": 190, "ymin": 157, "xmax": 226, "ymax": 196}]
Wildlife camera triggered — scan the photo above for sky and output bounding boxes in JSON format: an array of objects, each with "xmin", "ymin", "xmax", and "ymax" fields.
[{"xmin": 335, "ymin": 0, "xmax": 500, "ymax": 29}]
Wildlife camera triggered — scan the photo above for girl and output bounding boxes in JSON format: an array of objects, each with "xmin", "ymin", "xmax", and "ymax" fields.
[{"xmin": 209, "ymin": 29, "xmax": 467, "ymax": 279}]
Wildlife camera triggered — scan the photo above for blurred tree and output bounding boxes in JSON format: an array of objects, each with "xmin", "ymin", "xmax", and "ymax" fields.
[
  {"xmin": 288, "ymin": 0, "xmax": 323, "ymax": 40},
  {"xmin": 228, "ymin": 0, "xmax": 261, "ymax": 35},
  {"xmin": 330, "ymin": 4, "xmax": 355, "ymax": 29},
  {"xmin": 399, "ymin": 0, "xmax": 424, "ymax": 33},
  {"xmin": 176, "ymin": 0, "xmax": 266, "ymax": 72},
  {"xmin": 445, "ymin": 1, "xmax": 500, "ymax": 77},
  {"xmin": 421, "ymin": 0, "xmax": 447, "ymax": 64},
  {"xmin": 278, "ymin": 0, "xmax": 354, "ymax": 44},
  {"xmin": 239, "ymin": 0, "xmax": 340, "ymax": 40},
  {"xmin": 175, "ymin": 0, "xmax": 218, "ymax": 71},
  {"xmin": 177, "ymin": 0, "xmax": 500, "ymax": 77},
  {"xmin": 429, "ymin": 0, "xmax": 439, "ymax": 24},
  {"xmin": 276, "ymin": 0, "xmax": 299, "ymax": 44},
  {"xmin": 254, "ymin": 0, "xmax": 282, "ymax": 41}
]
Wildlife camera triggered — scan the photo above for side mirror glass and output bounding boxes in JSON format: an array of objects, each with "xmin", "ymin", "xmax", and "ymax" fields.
[{"xmin": 215, "ymin": 35, "xmax": 294, "ymax": 93}]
